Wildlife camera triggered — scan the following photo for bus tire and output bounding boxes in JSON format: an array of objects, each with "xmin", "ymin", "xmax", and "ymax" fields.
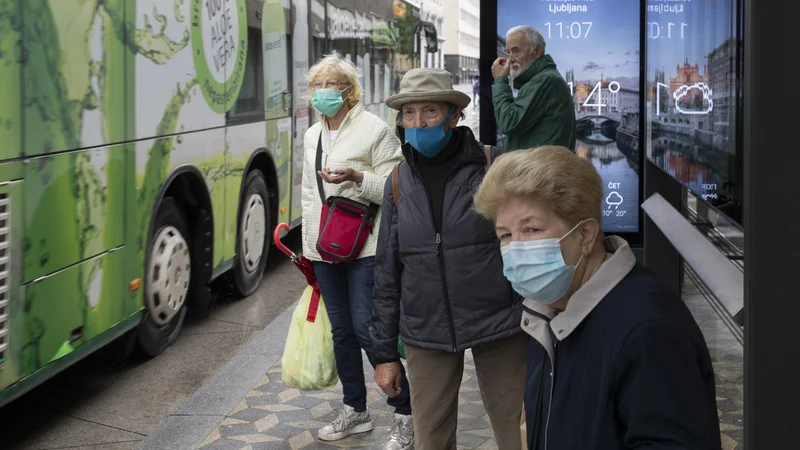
[
  {"xmin": 232, "ymin": 170, "xmax": 270, "ymax": 297},
  {"xmin": 138, "ymin": 197, "xmax": 190, "ymax": 357}
]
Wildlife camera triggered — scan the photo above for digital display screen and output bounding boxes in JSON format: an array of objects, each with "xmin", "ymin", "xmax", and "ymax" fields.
[
  {"xmin": 497, "ymin": 0, "xmax": 641, "ymax": 233},
  {"xmin": 645, "ymin": 0, "xmax": 743, "ymax": 225}
]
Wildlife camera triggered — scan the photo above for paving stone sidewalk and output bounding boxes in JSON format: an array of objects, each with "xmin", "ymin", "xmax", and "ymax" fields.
[
  {"xmin": 197, "ymin": 351, "xmax": 498, "ymax": 450},
  {"xmin": 196, "ymin": 277, "xmax": 743, "ymax": 450}
]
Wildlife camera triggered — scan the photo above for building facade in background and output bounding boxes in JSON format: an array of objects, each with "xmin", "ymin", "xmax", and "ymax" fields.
[
  {"xmin": 443, "ymin": 0, "xmax": 480, "ymax": 84},
  {"xmin": 411, "ymin": 0, "xmax": 445, "ymax": 70}
]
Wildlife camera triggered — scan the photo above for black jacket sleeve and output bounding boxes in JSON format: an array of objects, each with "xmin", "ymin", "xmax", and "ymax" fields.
[
  {"xmin": 616, "ymin": 321, "xmax": 722, "ymax": 450},
  {"xmin": 369, "ymin": 172, "xmax": 403, "ymax": 364}
]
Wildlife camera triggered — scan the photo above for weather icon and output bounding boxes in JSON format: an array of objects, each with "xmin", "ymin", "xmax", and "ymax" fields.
[
  {"xmin": 606, "ymin": 192, "xmax": 623, "ymax": 209},
  {"xmin": 673, "ymin": 82, "xmax": 713, "ymax": 115}
]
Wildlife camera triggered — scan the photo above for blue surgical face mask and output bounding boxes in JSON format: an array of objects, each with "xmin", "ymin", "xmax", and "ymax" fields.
[
  {"xmin": 312, "ymin": 88, "xmax": 345, "ymax": 117},
  {"xmin": 500, "ymin": 221, "xmax": 585, "ymax": 304},
  {"xmin": 405, "ymin": 108, "xmax": 455, "ymax": 158}
]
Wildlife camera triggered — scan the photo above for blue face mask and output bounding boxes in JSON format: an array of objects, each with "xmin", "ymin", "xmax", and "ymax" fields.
[
  {"xmin": 312, "ymin": 88, "xmax": 345, "ymax": 117},
  {"xmin": 500, "ymin": 221, "xmax": 585, "ymax": 304},
  {"xmin": 405, "ymin": 108, "xmax": 455, "ymax": 158}
]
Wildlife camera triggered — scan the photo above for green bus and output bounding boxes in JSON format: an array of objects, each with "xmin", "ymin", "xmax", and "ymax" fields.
[{"xmin": 0, "ymin": 0, "xmax": 419, "ymax": 408}]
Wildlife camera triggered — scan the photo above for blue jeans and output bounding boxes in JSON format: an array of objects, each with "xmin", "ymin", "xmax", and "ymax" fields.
[{"xmin": 313, "ymin": 257, "xmax": 412, "ymax": 415}]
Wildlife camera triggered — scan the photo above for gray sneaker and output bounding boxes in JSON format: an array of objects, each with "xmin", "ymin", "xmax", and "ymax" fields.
[
  {"xmin": 317, "ymin": 405, "xmax": 374, "ymax": 441},
  {"xmin": 383, "ymin": 413, "xmax": 414, "ymax": 450}
]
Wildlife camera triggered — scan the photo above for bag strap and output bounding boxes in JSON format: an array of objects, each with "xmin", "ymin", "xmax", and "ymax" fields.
[
  {"xmin": 315, "ymin": 133, "xmax": 325, "ymax": 204},
  {"xmin": 392, "ymin": 163, "xmax": 400, "ymax": 209},
  {"xmin": 483, "ymin": 145, "xmax": 493, "ymax": 173}
]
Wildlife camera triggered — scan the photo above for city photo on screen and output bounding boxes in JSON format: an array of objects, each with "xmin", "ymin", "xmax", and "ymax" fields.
[
  {"xmin": 497, "ymin": 0, "xmax": 641, "ymax": 233},
  {"xmin": 645, "ymin": 0, "xmax": 744, "ymax": 225}
]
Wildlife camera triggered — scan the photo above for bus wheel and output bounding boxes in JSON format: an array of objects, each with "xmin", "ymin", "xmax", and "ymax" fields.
[
  {"xmin": 138, "ymin": 198, "xmax": 190, "ymax": 357},
  {"xmin": 232, "ymin": 170, "xmax": 270, "ymax": 297}
]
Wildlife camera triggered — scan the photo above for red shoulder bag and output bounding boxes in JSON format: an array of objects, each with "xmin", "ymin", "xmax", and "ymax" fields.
[{"xmin": 315, "ymin": 134, "xmax": 379, "ymax": 262}]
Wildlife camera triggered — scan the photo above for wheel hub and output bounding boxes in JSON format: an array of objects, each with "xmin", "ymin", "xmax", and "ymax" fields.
[
  {"xmin": 241, "ymin": 193, "xmax": 266, "ymax": 273},
  {"xmin": 146, "ymin": 225, "xmax": 191, "ymax": 326}
]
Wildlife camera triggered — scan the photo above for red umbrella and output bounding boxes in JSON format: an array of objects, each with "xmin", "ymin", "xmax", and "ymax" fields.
[{"xmin": 274, "ymin": 223, "xmax": 322, "ymax": 323}]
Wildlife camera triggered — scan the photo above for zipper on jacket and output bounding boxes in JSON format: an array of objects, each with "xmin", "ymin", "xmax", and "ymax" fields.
[
  {"xmin": 413, "ymin": 165, "xmax": 459, "ymax": 352},
  {"xmin": 426, "ymin": 186, "xmax": 458, "ymax": 352},
  {"xmin": 407, "ymin": 156, "xmax": 484, "ymax": 353},
  {"xmin": 544, "ymin": 341, "xmax": 557, "ymax": 449}
]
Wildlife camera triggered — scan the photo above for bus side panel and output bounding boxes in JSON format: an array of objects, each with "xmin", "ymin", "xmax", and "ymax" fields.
[
  {"xmin": 269, "ymin": 120, "xmax": 293, "ymax": 227},
  {"xmin": 223, "ymin": 123, "xmax": 266, "ymax": 261},
  {"xmin": 133, "ymin": 127, "xmax": 227, "ymax": 272},
  {"xmin": 18, "ymin": 249, "xmax": 126, "ymax": 380},
  {"xmin": 0, "ymin": 0, "xmax": 21, "ymax": 162},
  {"xmin": 23, "ymin": 149, "xmax": 125, "ymax": 283},
  {"xmin": 21, "ymin": 0, "xmax": 127, "ymax": 157},
  {"xmin": 223, "ymin": 120, "xmax": 292, "ymax": 262},
  {"xmin": 20, "ymin": 146, "xmax": 128, "ymax": 365}
]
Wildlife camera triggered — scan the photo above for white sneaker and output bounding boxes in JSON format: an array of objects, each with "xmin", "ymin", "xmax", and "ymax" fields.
[
  {"xmin": 383, "ymin": 413, "xmax": 414, "ymax": 450},
  {"xmin": 317, "ymin": 405, "xmax": 374, "ymax": 441}
]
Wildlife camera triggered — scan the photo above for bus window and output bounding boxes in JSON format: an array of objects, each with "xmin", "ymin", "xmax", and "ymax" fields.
[{"xmin": 227, "ymin": 25, "xmax": 265, "ymax": 125}]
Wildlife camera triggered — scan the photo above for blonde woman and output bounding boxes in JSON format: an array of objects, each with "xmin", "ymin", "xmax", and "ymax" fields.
[{"xmin": 300, "ymin": 52, "xmax": 412, "ymax": 449}]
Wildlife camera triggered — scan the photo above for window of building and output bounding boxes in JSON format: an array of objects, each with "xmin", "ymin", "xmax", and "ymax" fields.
[{"xmin": 460, "ymin": 8, "xmax": 480, "ymax": 29}]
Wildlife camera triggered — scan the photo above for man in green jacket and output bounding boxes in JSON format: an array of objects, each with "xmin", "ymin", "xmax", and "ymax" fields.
[{"xmin": 492, "ymin": 26, "xmax": 576, "ymax": 152}]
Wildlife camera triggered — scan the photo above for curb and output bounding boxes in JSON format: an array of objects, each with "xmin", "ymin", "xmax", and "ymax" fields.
[{"xmin": 135, "ymin": 301, "xmax": 297, "ymax": 450}]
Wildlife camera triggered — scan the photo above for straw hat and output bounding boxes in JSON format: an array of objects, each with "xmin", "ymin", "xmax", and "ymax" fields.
[{"xmin": 386, "ymin": 68, "xmax": 471, "ymax": 110}]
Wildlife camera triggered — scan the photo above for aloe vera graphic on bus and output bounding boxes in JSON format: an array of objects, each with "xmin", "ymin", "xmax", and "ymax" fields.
[
  {"xmin": 6, "ymin": 0, "xmax": 213, "ymax": 384},
  {"xmin": 1, "ymin": 0, "xmax": 406, "ymax": 406},
  {"xmin": 191, "ymin": 0, "xmax": 248, "ymax": 114}
]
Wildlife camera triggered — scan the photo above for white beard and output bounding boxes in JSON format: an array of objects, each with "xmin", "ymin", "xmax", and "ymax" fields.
[{"xmin": 510, "ymin": 58, "xmax": 536, "ymax": 79}]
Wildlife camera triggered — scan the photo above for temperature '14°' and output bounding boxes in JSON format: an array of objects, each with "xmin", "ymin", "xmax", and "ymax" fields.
[{"xmin": 567, "ymin": 81, "xmax": 621, "ymax": 115}]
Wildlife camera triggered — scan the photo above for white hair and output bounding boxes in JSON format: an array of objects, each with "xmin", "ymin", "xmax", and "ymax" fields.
[{"xmin": 506, "ymin": 26, "xmax": 546, "ymax": 53}]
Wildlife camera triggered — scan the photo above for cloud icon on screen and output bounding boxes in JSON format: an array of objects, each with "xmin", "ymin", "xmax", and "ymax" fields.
[
  {"xmin": 606, "ymin": 192, "xmax": 623, "ymax": 209},
  {"xmin": 673, "ymin": 82, "xmax": 713, "ymax": 115}
]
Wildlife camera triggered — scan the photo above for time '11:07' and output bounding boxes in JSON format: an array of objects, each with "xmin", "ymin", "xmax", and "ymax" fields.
[
  {"xmin": 545, "ymin": 22, "xmax": 592, "ymax": 39},
  {"xmin": 647, "ymin": 22, "xmax": 687, "ymax": 39}
]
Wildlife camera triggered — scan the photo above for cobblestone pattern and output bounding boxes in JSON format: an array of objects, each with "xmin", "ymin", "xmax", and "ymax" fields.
[
  {"xmin": 198, "ymin": 281, "xmax": 743, "ymax": 450},
  {"xmin": 198, "ymin": 351, "xmax": 497, "ymax": 450}
]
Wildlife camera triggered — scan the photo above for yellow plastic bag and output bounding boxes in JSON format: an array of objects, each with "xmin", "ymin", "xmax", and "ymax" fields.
[{"xmin": 281, "ymin": 286, "xmax": 338, "ymax": 390}]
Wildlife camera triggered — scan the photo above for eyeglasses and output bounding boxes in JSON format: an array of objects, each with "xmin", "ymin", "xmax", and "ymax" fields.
[{"xmin": 312, "ymin": 81, "xmax": 350, "ymax": 90}]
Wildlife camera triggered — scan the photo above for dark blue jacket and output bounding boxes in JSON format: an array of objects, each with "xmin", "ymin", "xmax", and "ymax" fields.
[{"xmin": 523, "ymin": 237, "xmax": 721, "ymax": 450}]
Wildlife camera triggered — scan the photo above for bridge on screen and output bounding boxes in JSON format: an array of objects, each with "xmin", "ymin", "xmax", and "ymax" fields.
[{"xmin": 576, "ymin": 111, "xmax": 622, "ymax": 123}]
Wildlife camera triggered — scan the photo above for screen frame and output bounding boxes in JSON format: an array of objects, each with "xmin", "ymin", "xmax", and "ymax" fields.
[
  {"xmin": 479, "ymin": 0, "xmax": 645, "ymax": 247},
  {"xmin": 642, "ymin": 0, "xmax": 746, "ymax": 230}
]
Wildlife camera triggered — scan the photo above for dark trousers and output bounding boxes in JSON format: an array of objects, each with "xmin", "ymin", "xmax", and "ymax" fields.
[{"xmin": 313, "ymin": 257, "xmax": 412, "ymax": 415}]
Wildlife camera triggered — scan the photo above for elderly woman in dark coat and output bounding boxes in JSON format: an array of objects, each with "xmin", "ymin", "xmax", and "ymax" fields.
[
  {"xmin": 370, "ymin": 68, "xmax": 527, "ymax": 450},
  {"xmin": 474, "ymin": 146, "xmax": 722, "ymax": 450}
]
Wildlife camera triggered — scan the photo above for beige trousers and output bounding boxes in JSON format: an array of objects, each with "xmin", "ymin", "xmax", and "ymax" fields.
[{"xmin": 405, "ymin": 333, "xmax": 528, "ymax": 450}]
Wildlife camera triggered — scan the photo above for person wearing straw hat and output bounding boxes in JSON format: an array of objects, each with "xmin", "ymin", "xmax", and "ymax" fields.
[{"xmin": 370, "ymin": 68, "xmax": 528, "ymax": 450}]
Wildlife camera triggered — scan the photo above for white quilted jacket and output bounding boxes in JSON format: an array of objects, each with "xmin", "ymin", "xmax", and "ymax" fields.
[{"xmin": 301, "ymin": 103, "xmax": 404, "ymax": 262}]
